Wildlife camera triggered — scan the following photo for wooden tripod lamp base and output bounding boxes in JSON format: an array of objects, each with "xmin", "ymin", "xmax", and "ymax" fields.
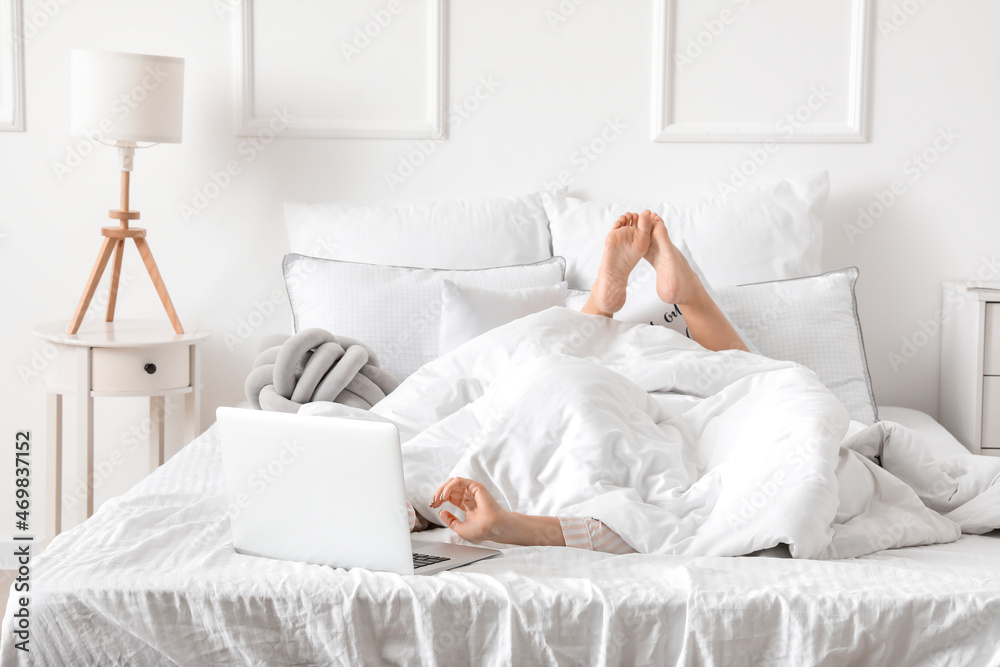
[{"xmin": 67, "ymin": 169, "xmax": 183, "ymax": 335}]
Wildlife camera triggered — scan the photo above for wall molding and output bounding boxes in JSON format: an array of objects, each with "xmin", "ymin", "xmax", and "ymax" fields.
[
  {"xmin": 0, "ymin": 0, "xmax": 25, "ymax": 132},
  {"xmin": 236, "ymin": 0, "xmax": 447, "ymax": 139},
  {"xmin": 651, "ymin": 0, "xmax": 872, "ymax": 143}
]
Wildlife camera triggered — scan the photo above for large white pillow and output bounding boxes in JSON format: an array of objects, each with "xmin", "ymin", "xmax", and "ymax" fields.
[
  {"xmin": 714, "ymin": 267, "xmax": 878, "ymax": 425},
  {"xmin": 283, "ymin": 255, "xmax": 566, "ymax": 379},
  {"xmin": 876, "ymin": 406, "xmax": 972, "ymax": 458},
  {"xmin": 285, "ymin": 193, "xmax": 553, "ymax": 270},
  {"xmin": 439, "ymin": 281, "xmax": 568, "ymax": 355},
  {"xmin": 542, "ymin": 172, "xmax": 828, "ymax": 290}
]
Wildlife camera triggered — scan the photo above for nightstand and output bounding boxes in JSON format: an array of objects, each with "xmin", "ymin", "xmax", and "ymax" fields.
[
  {"xmin": 32, "ymin": 320, "xmax": 210, "ymax": 537},
  {"xmin": 940, "ymin": 282, "xmax": 1000, "ymax": 456}
]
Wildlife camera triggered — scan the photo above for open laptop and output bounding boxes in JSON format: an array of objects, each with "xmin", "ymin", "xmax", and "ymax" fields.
[{"xmin": 216, "ymin": 407, "xmax": 500, "ymax": 575}]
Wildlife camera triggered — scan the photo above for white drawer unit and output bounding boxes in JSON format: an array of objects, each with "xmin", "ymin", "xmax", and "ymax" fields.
[
  {"xmin": 33, "ymin": 319, "xmax": 210, "ymax": 539},
  {"xmin": 984, "ymin": 304, "xmax": 1000, "ymax": 376},
  {"xmin": 92, "ymin": 346, "xmax": 190, "ymax": 393},
  {"xmin": 940, "ymin": 283, "xmax": 1000, "ymax": 455},
  {"xmin": 982, "ymin": 377, "xmax": 1000, "ymax": 453}
]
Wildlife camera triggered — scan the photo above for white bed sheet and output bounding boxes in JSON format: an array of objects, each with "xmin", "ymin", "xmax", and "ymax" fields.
[{"xmin": 3, "ymin": 418, "xmax": 1000, "ymax": 667}]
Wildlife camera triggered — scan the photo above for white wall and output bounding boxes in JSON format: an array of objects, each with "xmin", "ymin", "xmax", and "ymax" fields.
[{"xmin": 1, "ymin": 0, "xmax": 998, "ymax": 536}]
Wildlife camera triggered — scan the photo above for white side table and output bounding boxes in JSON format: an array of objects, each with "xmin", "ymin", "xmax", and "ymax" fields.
[
  {"xmin": 32, "ymin": 320, "xmax": 209, "ymax": 537},
  {"xmin": 940, "ymin": 282, "xmax": 1000, "ymax": 456}
]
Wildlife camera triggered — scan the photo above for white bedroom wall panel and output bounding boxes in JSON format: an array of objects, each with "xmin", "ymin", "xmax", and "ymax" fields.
[
  {"xmin": 237, "ymin": 0, "xmax": 447, "ymax": 138},
  {"xmin": 0, "ymin": 0, "xmax": 24, "ymax": 131},
  {"xmin": 652, "ymin": 0, "xmax": 871, "ymax": 142}
]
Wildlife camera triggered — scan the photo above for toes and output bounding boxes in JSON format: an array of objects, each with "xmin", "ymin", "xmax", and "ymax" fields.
[
  {"xmin": 628, "ymin": 213, "xmax": 639, "ymax": 227},
  {"xmin": 613, "ymin": 215, "xmax": 628, "ymax": 230},
  {"xmin": 650, "ymin": 213, "xmax": 671, "ymax": 240},
  {"xmin": 637, "ymin": 210, "xmax": 654, "ymax": 235}
]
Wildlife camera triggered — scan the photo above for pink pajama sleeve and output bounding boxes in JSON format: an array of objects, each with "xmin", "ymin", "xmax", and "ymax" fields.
[
  {"xmin": 406, "ymin": 502, "xmax": 635, "ymax": 554},
  {"xmin": 557, "ymin": 516, "xmax": 637, "ymax": 554}
]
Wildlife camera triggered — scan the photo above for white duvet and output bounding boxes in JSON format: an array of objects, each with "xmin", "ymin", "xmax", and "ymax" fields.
[
  {"xmin": 6, "ymin": 306, "xmax": 1000, "ymax": 666},
  {"xmin": 340, "ymin": 307, "xmax": 1000, "ymax": 559}
]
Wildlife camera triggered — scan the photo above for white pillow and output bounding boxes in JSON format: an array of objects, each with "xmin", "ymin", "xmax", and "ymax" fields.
[
  {"xmin": 284, "ymin": 193, "xmax": 553, "ymax": 270},
  {"xmin": 876, "ymin": 406, "xmax": 971, "ymax": 458},
  {"xmin": 542, "ymin": 172, "xmax": 828, "ymax": 289},
  {"xmin": 283, "ymin": 255, "xmax": 566, "ymax": 380},
  {"xmin": 714, "ymin": 267, "xmax": 878, "ymax": 425},
  {"xmin": 564, "ymin": 289, "xmax": 590, "ymax": 311},
  {"xmin": 439, "ymin": 281, "xmax": 568, "ymax": 355}
]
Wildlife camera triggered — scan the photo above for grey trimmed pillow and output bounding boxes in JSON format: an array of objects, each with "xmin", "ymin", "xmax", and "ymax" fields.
[
  {"xmin": 283, "ymin": 254, "xmax": 566, "ymax": 380},
  {"xmin": 714, "ymin": 267, "xmax": 878, "ymax": 425}
]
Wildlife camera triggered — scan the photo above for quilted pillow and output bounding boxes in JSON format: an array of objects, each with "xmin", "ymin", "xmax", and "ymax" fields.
[
  {"xmin": 714, "ymin": 267, "xmax": 878, "ymax": 425},
  {"xmin": 283, "ymin": 254, "xmax": 566, "ymax": 379}
]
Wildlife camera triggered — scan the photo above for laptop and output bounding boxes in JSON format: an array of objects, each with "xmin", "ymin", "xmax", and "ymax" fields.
[{"xmin": 216, "ymin": 407, "xmax": 500, "ymax": 575}]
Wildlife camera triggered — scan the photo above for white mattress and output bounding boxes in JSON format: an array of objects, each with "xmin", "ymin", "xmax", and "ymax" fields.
[{"xmin": 3, "ymin": 413, "xmax": 1000, "ymax": 666}]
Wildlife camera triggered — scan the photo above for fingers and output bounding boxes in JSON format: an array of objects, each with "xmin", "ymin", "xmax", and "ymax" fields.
[
  {"xmin": 439, "ymin": 509, "xmax": 481, "ymax": 542},
  {"xmin": 430, "ymin": 478, "xmax": 453, "ymax": 507},
  {"xmin": 431, "ymin": 477, "xmax": 462, "ymax": 507},
  {"xmin": 431, "ymin": 477, "xmax": 477, "ymax": 509},
  {"xmin": 463, "ymin": 486, "xmax": 478, "ymax": 511}
]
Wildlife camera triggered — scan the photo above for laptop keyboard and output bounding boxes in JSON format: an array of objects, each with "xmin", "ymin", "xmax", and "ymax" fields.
[{"xmin": 412, "ymin": 552, "xmax": 451, "ymax": 569}]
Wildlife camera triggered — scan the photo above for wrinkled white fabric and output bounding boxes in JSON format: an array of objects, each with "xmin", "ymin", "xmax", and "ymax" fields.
[
  {"xmin": 844, "ymin": 421, "xmax": 1000, "ymax": 534},
  {"xmin": 7, "ymin": 307, "xmax": 1000, "ymax": 665},
  {"xmin": 366, "ymin": 308, "xmax": 994, "ymax": 559},
  {"xmin": 4, "ymin": 424, "xmax": 1000, "ymax": 667}
]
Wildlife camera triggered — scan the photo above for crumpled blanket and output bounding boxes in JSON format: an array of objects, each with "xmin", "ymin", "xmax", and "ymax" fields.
[{"xmin": 306, "ymin": 307, "xmax": 999, "ymax": 560}]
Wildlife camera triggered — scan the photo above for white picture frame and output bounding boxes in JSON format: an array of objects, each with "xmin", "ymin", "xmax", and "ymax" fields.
[
  {"xmin": 236, "ymin": 0, "xmax": 447, "ymax": 139},
  {"xmin": 0, "ymin": 0, "xmax": 25, "ymax": 132},
  {"xmin": 651, "ymin": 0, "xmax": 872, "ymax": 143}
]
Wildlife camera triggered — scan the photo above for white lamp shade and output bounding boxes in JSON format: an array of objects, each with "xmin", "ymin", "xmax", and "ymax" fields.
[{"xmin": 71, "ymin": 50, "xmax": 184, "ymax": 144}]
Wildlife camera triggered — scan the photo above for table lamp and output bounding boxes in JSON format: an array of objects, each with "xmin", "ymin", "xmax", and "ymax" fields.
[{"xmin": 67, "ymin": 49, "xmax": 185, "ymax": 335}]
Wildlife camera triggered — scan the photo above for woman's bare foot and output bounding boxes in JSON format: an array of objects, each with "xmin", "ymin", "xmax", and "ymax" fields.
[
  {"xmin": 585, "ymin": 212, "xmax": 653, "ymax": 316},
  {"xmin": 582, "ymin": 210, "xmax": 748, "ymax": 352},
  {"xmin": 644, "ymin": 213, "xmax": 704, "ymax": 306}
]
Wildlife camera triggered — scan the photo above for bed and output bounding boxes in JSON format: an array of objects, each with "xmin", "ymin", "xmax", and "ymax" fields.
[
  {"xmin": 5, "ymin": 175, "xmax": 1000, "ymax": 666},
  {"xmin": 3, "ymin": 410, "xmax": 1000, "ymax": 666}
]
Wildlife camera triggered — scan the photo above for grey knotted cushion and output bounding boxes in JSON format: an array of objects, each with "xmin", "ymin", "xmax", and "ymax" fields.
[{"xmin": 245, "ymin": 328, "xmax": 399, "ymax": 413}]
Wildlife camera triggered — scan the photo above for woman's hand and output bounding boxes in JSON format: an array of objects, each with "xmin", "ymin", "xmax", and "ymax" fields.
[
  {"xmin": 430, "ymin": 477, "xmax": 508, "ymax": 543},
  {"xmin": 430, "ymin": 477, "xmax": 566, "ymax": 547}
]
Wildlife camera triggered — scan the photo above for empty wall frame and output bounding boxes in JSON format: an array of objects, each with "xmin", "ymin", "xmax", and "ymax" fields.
[{"xmin": 237, "ymin": 0, "xmax": 446, "ymax": 139}]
